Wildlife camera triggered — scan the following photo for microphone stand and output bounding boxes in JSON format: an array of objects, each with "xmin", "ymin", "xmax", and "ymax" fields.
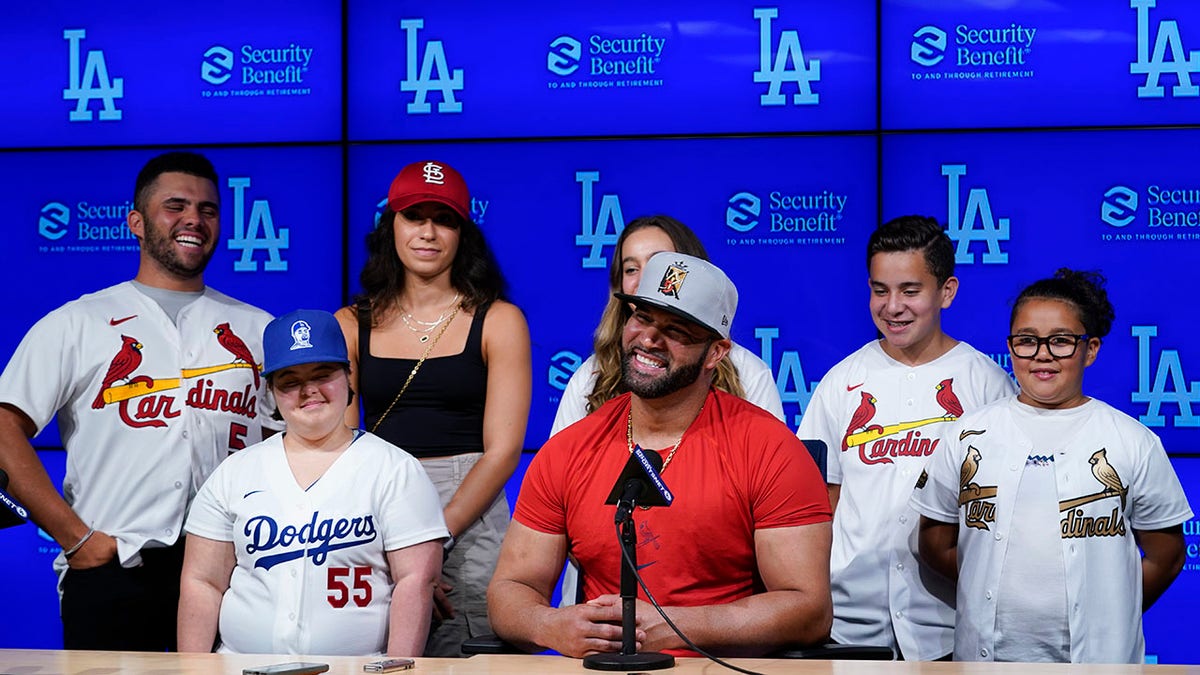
[{"xmin": 583, "ymin": 509, "xmax": 675, "ymax": 671}]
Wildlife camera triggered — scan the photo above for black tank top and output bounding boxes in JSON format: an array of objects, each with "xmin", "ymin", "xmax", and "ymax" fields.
[{"xmin": 358, "ymin": 301, "xmax": 488, "ymax": 458}]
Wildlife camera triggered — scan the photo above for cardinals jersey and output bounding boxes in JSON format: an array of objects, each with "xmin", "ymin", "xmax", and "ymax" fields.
[
  {"xmin": 186, "ymin": 431, "xmax": 447, "ymax": 655},
  {"xmin": 911, "ymin": 397, "xmax": 1192, "ymax": 663},
  {"xmin": 797, "ymin": 340, "xmax": 1016, "ymax": 660},
  {"xmin": 0, "ymin": 282, "xmax": 281, "ymax": 571},
  {"xmin": 551, "ymin": 342, "xmax": 785, "ymax": 435}
]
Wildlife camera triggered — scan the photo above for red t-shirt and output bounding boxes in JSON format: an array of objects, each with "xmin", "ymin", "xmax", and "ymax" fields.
[{"xmin": 516, "ymin": 389, "xmax": 831, "ymax": 608}]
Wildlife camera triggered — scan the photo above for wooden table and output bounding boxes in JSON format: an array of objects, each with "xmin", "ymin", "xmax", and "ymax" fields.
[{"xmin": 0, "ymin": 650, "xmax": 1193, "ymax": 674}]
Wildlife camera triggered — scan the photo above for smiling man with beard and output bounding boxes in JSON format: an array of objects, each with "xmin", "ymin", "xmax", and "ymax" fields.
[
  {"xmin": 0, "ymin": 152, "xmax": 279, "ymax": 651},
  {"xmin": 488, "ymin": 251, "xmax": 832, "ymax": 659}
]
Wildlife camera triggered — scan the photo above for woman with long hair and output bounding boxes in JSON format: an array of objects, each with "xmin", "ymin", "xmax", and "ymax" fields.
[{"xmin": 335, "ymin": 160, "xmax": 531, "ymax": 656}]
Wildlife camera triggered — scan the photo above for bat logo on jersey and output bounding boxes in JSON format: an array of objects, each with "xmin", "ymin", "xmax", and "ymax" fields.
[
  {"xmin": 656, "ymin": 262, "xmax": 687, "ymax": 299},
  {"xmin": 1059, "ymin": 448, "xmax": 1129, "ymax": 539},
  {"xmin": 842, "ymin": 383, "xmax": 962, "ymax": 465},
  {"xmin": 244, "ymin": 512, "xmax": 378, "ymax": 570},
  {"xmin": 93, "ymin": 323, "xmax": 263, "ymax": 429},
  {"xmin": 955, "ymin": 431, "xmax": 998, "ymax": 530}
]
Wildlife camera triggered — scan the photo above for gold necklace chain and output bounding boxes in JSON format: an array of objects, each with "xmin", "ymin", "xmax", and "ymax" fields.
[{"xmin": 625, "ymin": 408, "xmax": 685, "ymax": 472}]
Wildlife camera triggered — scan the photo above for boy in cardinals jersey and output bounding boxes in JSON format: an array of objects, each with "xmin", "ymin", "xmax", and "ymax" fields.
[
  {"xmin": 796, "ymin": 216, "xmax": 1016, "ymax": 660},
  {"xmin": 0, "ymin": 152, "xmax": 279, "ymax": 651}
]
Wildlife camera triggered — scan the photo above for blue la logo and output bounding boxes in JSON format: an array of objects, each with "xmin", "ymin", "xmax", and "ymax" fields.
[
  {"xmin": 1131, "ymin": 0, "xmax": 1200, "ymax": 99},
  {"xmin": 228, "ymin": 177, "xmax": 289, "ymax": 272},
  {"xmin": 753, "ymin": 8, "xmax": 820, "ymax": 107},
  {"xmin": 548, "ymin": 350, "xmax": 583, "ymax": 392},
  {"xmin": 201, "ymin": 46, "xmax": 234, "ymax": 85},
  {"xmin": 548, "ymin": 36, "xmax": 582, "ymax": 76},
  {"xmin": 1132, "ymin": 325, "xmax": 1199, "ymax": 428},
  {"xmin": 756, "ymin": 327, "xmax": 818, "ymax": 427},
  {"xmin": 911, "ymin": 25, "xmax": 947, "ymax": 66},
  {"xmin": 400, "ymin": 18, "xmax": 464, "ymax": 114},
  {"xmin": 39, "ymin": 202, "xmax": 70, "ymax": 241},
  {"xmin": 726, "ymin": 192, "xmax": 761, "ymax": 233},
  {"xmin": 575, "ymin": 171, "xmax": 625, "ymax": 269},
  {"xmin": 63, "ymin": 29, "xmax": 123, "ymax": 122},
  {"xmin": 1101, "ymin": 186, "xmax": 1139, "ymax": 227},
  {"xmin": 943, "ymin": 163, "xmax": 1010, "ymax": 264}
]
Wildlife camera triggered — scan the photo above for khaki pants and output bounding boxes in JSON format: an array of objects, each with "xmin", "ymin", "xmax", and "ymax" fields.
[{"xmin": 420, "ymin": 453, "xmax": 510, "ymax": 657}]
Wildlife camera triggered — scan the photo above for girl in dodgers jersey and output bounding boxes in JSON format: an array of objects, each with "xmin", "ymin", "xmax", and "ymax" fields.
[
  {"xmin": 178, "ymin": 310, "xmax": 448, "ymax": 656},
  {"xmin": 911, "ymin": 269, "xmax": 1191, "ymax": 663}
]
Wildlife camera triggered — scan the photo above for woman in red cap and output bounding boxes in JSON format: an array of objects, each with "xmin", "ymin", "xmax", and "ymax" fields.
[{"xmin": 336, "ymin": 160, "xmax": 531, "ymax": 657}]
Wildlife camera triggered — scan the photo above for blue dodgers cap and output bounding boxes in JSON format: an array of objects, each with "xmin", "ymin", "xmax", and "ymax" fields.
[
  {"xmin": 614, "ymin": 252, "xmax": 738, "ymax": 339},
  {"xmin": 262, "ymin": 309, "xmax": 350, "ymax": 377}
]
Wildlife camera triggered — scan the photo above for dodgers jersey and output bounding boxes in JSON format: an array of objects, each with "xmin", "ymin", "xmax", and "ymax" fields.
[
  {"xmin": 186, "ymin": 431, "xmax": 448, "ymax": 655},
  {"xmin": 0, "ymin": 282, "xmax": 281, "ymax": 569},
  {"xmin": 797, "ymin": 340, "xmax": 1016, "ymax": 659}
]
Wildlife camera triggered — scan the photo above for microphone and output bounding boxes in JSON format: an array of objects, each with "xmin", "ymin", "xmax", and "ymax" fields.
[
  {"xmin": 606, "ymin": 446, "xmax": 672, "ymax": 524},
  {"xmin": 0, "ymin": 469, "xmax": 30, "ymax": 529}
]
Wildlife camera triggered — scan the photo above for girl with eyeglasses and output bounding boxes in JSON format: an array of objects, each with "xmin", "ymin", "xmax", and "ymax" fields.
[{"xmin": 911, "ymin": 268, "xmax": 1191, "ymax": 663}]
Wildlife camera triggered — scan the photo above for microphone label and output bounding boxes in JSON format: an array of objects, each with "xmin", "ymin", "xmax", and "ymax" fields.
[{"xmin": 632, "ymin": 445, "xmax": 673, "ymax": 505}]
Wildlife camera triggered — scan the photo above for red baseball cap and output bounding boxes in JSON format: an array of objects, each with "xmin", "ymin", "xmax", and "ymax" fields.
[{"xmin": 387, "ymin": 160, "xmax": 471, "ymax": 222}]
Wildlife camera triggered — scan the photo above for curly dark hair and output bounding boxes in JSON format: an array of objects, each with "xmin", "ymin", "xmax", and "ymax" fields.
[
  {"xmin": 355, "ymin": 208, "xmax": 507, "ymax": 325},
  {"xmin": 867, "ymin": 215, "xmax": 955, "ymax": 285},
  {"xmin": 1011, "ymin": 268, "xmax": 1115, "ymax": 339}
]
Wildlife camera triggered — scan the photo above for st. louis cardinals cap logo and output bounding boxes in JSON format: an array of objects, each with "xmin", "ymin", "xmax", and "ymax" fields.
[{"xmin": 657, "ymin": 263, "xmax": 688, "ymax": 300}]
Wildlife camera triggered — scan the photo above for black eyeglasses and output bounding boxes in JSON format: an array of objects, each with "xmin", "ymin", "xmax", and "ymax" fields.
[{"xmin": 1007, "ymin": 334, "xmax": 1089, "ymax": 359}]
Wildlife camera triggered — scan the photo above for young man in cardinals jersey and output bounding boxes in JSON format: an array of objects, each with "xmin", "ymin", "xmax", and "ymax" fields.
[
  {"xmin": 796, "ymin": 215, "xmax": 1016, "ymax": 660},
  {"xmin": 0, "ymin": 152, "xmax": 280, "ymax": 651}
]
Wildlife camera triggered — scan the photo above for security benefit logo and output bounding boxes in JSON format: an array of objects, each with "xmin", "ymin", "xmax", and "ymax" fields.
[
  {"xmin": 1130, "ymin": 0, "xmax": 1200, "ymax": 99},
  {"xmin": 37, "ymin": 197, "xmax": 137, "ymax": 254},
  {"xmin": 753, "ymin": 7, "xmax": 820, "ymax": 106},
  {"xmin": 907, "ymin": 19, "xmax": 1036, "ymax": 82},
  {"xmin": 227, "ymin": 177, "xmax": 289, "ymax": 272},
  {"xmin": 574, "ymin": 170, "xmax": 627, "ymax": 269},
  {"xmin": 399, "ymin": 18, "xmax": 463, "ymax": 114},
  {"xmin": 546, "ymin": 30, "xmax": 666, "ymax": 90},
  {"xmin": 201, "ymin": 40, "xmax": 316, "ymax": 98},
  {"xmin": 723, "ymin": 187, "xmax": 848, "ymax": 248},
  {"xmin": 1100, "ymin": 183, "xmax": 1200, "ymax": 243},
  {"xmin": 943, "ymin": 163, "xmax": 1010, "ymax": 264},
  {"xmin": 63, "ymin": 29, "xmax": 123, "ymax": 122},
  {"xmin": 1132, "ymin": 325, "xmax": 1199, "ymax": 429}
]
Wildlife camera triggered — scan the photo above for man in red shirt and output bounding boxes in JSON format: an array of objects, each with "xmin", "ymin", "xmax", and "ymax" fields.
[{"xmin": 488, "ymin": 252, "xmax": 832, "ymax": 658}]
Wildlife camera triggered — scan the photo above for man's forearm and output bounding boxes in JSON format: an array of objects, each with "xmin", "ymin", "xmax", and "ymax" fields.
[
  {"xmin": 488, "ymin": 579, "xmax": 555, "ymax": 652},
  {"xmin": 646, "ymin": 589, "xmax": 832, "ymax": 656}
]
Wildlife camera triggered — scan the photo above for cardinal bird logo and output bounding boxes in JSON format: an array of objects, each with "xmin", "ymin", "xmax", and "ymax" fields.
[
  {"xmin": 1089, "ymin": 448, "xmax": 1128, "ymax": 512},
  {"xmin": 213, "ymin": 323, "xmax": 260, "ymax": 388},
  {"xmin": 842, "ymin": 391, "xmax": 882, "ymax": 451},
  {"xmin": 936, "ymin": 378, "xmax": 963, "ymax": 419},
  {"xmin": 92, "ymin": 335, "xmax": 144, "ymax": 409}
]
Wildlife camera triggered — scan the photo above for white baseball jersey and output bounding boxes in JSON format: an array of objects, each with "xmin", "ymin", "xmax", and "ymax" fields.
[
  {"xmin": 551, "ymin": 341, "xmax": 784, "ymax": 435},
  {"xmin": 0, "ymin": 282, "xmax": 281, "ymax": 572},
  {"xmin": 186, "ymin": 431, "xmax": 448, "ymax": 655},
  {"xmin": 797, "ymin": 340, "xmax": 1016, "ymax": 660},
  {"xmin": 911, "ymin": 397, "xmax": 1192, "ymax": 663}
]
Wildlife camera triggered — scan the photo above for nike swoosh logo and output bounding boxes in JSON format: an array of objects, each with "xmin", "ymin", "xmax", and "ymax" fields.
[
  {"xmin": 636, "ymin": 561, "xmax": 657, "ymax": 571},
  {"xmin": 846, "ymin": 382, "xmax": 864, "ymax": 392},
  {"xmin": 109, "ymin": 315, "xmax": 137, "ymax": 326},
  {"xmin": 243, "ymin": 490, "xmax": 265, "ymax": 499}
]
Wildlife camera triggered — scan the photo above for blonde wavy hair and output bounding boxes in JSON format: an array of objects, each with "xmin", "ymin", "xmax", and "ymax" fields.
[{"xmin": 585, "ymin": 215, "xmax": 746, "ymax": 414}]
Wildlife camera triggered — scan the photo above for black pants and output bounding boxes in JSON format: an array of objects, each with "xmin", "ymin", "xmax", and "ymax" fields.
[{"xmin": 60, "ymin": 541, "xmax": 185, "ymax": 651}]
